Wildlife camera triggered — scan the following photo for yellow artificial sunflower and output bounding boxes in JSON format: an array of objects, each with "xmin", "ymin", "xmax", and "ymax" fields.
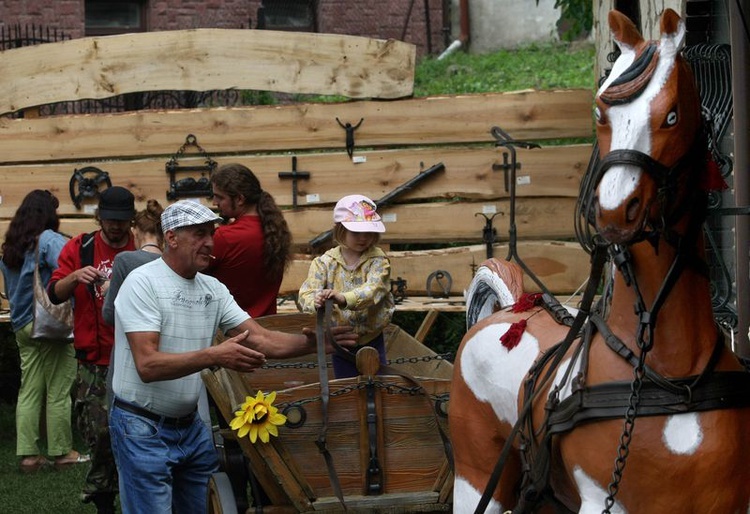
[{"xmin": 230, "ymin": 390, "xmax": 287, "ymax": 443}]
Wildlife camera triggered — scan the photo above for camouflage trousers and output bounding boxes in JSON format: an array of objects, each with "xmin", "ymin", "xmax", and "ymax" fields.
[{"xmin": 74, "ymin": 362, "xmax": 118, "ymax": 499}]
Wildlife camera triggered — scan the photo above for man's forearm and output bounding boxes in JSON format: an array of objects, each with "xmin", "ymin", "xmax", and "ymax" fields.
[{"xmin": 48, "ymin": 276, "xmax": 75, "ymax": 304}]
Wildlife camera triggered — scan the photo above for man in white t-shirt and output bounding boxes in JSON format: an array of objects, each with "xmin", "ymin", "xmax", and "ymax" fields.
[{"xmin": 109, "ymin": 200, "xmax": 356, "ymax": 514}]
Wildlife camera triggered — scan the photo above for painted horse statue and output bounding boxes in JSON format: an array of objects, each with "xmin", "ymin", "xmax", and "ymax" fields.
[{"xmin": 450, "ymin": 9, "xmax": 750, "ymax": 514}]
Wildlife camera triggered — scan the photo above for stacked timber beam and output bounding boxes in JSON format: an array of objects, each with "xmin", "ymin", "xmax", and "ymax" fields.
[{"xmin": 0, "ymin": 29, "xmax": 594, "ymax": 303}]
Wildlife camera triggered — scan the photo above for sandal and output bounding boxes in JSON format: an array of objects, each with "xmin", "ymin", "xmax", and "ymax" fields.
[
  {"xmin": 19, "ymin": 455, "xmax": 51, "ymax": 474},
  {"xmin": 54, "ymin": 450, "xmax": 91, "ymax": 469}
]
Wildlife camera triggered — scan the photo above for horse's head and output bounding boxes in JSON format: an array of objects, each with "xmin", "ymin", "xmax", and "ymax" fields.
[{"xmin": 593, "ymin": 9, "xmax": 703, "ymax": 244}]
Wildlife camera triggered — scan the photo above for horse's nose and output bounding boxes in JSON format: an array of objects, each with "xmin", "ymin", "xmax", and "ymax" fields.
[{"xmin": 594, "ymin": 190, "xmax": 646, "ymax": 244}]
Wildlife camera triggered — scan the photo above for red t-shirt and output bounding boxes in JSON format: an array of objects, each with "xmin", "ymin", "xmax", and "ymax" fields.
[
  {"xmin": 205, "ymin": 215, "xmax": 281, "ymax": 318},
  {"xmin": 50, "ymin": 231, "xmax": 135, "ymax": 365}
]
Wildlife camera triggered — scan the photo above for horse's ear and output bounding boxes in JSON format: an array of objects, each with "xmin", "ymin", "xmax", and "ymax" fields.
[
  {"xmin": 660, "ymin": 8, "xmax": 686, "ymax": 52},
  {"xmin": 608, "ymin": 10, "xmax": 643, "ymax": 49}
]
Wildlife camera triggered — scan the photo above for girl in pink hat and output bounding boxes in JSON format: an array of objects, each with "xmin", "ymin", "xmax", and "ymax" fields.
[{"xmin": 298, "ymin": 194, "xmax": 395, "ymax": 377}]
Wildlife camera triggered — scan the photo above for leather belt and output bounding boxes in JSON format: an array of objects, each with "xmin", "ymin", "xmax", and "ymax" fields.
[{"xmin": 113, "ymin": 397, "xmax": 196, "ymax": 428}]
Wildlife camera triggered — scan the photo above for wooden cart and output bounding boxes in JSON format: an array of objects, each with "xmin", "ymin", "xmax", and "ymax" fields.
[{"xmin": 202, "ymin": 313, "xmax": 453, "ymax": 513}]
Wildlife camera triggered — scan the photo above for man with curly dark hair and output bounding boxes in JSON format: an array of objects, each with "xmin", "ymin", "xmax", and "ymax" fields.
[{"xmin": 206, "ymin": 163, "xmax": 292, "ymax": 317}]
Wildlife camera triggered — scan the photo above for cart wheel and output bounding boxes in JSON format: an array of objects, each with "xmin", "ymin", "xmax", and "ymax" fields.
[{"xmin": 208, "ymin": 472, "xmax": 239, "ymax": 514}]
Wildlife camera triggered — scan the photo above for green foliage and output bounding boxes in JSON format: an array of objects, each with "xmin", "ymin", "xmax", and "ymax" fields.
[
  {"xmin": 413, "ymin": 42, "xmax": 595, "ymax": 97},
  {"xmin": 551, "ymin": 0, "xmax": 594, "ymax": 41},
  {"xmin": 392, "ymin": 311, "xmax": 466, "ymax": 359},
  {"xmin": 241, "ymin": 89, "xmax": 278, "ymax": 105}
]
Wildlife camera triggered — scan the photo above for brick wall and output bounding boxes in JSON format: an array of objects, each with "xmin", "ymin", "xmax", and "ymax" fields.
[
  {"xmin": 1, "ymin": 0, "xmax": 85, "ymax": 39},
  {"xmin": 0, "ymin": 0, "xmax": 445, "ymax": 56}
]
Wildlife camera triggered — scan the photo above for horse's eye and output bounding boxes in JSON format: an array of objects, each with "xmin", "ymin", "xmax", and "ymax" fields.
[{"xmin": 665, "ymin": 110, "xmax": 678, "ymax": 126}]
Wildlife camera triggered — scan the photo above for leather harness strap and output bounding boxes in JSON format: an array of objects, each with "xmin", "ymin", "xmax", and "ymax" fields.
[
  {"xmin": 315, "ymin": 300, "xmax": 348, "ymax": 511},
  {"xmin": 548, "ymin": 369, "xmax": 750, "ymax": 436}
]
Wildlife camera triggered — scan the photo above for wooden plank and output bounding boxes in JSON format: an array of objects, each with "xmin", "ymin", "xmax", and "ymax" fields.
[
  {"xmin": 414, "ymin": 311, "xmax": 440, "ymax": 343},
  {"xmin": 0, "ymin": 196, "xmax": 580, "ymax": 245},
  {"xmin": 0, "ymin": 29, "xmax": 416, "ymax": 114},
  {"xmin": 0, "ymin": 238, "xmax": 589, "ymax": 305},
  {"xmin": 0, "ymin": 91, "xmax": 593, "ymax": 163},
  {"xmin": 201, "ymin": 369, "xmax": 299, "ymax": 507},
  {"xmin": 311, "ymin": 492, "xmax": 447, "ymax": 511},
  {"xmin": 283, "ymin": 241, "xmax": 591, "ymax": 297},
  {"xmin": 0, "ymin": 144, "xmax": 591, "ymax": 217}
]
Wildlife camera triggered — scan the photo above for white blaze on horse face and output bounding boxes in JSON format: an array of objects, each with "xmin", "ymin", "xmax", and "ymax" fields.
[
  {"xmin": 461, "ymin": 323, "xmax": 540, "ymax": 425},
  {"xmin": 662, "ymin": 412, "xmax": 703, "ymax": 455},
  {"xmin": 595, "ymin": 29, "xmax": 682, "ymax": 212},
  {"xmin": 453, "ymin": 476, "xmax": 503, "ymax": 514},
  {"xmin": 574, "ymin": 467, "xmax": 627, "ymax": 514}
]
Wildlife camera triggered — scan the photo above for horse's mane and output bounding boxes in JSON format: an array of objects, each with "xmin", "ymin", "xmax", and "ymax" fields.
[{"xmin": 598, "ymin": 43, "xmax": 659, "ymax": 106}]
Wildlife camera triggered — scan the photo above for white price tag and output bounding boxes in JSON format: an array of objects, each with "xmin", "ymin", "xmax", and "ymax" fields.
[{"xmin": 306, "ymin": 194, "xmax": 321, "ymax": 203}]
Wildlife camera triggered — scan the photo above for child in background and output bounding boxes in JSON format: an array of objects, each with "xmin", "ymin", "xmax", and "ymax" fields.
[{"xmin": 298, "ymin": 194, "xmax": 395, "ymax": 378}]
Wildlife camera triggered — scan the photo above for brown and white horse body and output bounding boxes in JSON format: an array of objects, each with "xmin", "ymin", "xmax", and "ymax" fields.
[{"xmin": 450, "ymin": 9, "xmax": 750, "ymax": 514}]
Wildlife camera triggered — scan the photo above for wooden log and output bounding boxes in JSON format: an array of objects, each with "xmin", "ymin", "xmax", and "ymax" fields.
[
  {"xmin": 0, "ymin": 29, "xmax": 416, "ymax": 115},
  {"xmin": 0, "ymin": 196, "xmax": 580, "ymax": 246},
  {"xmin": 0, "ymin": 90, "xmax": 593, "ymax": 164},
  {"xmin": 0, "ymin": 144, "xmax": 590, "ymax": 214},
  {"xmin": 283, "ymin": 241, "xmax": 590, "ymax": 297},
  {"xmin": 0, "ymin": 239, "xmax": 588, "ymax": 308},
  {"xmin": 0, "ymin": 144, "xmax": 591, "ymax": 218}
]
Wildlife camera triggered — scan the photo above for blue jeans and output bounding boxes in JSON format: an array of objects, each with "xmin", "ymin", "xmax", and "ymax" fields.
[{"xmin": 109, "ymin": 402, "xmax": 218, "ymax": 514}]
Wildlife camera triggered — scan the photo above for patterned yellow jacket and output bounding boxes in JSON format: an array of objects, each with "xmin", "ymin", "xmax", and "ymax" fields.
[{"xmin": 298, "ymin": 245, "xmax": 395, "ymax": 345}]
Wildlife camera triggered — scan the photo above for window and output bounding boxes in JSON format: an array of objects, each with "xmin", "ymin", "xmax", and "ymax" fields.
[
  {"xmin": 258, "ymin": 0, "xmax": 317, "ymax": 32},
  {"xmin": 85, "ymin": 1, "xmax": 146, "ymax": 36}
]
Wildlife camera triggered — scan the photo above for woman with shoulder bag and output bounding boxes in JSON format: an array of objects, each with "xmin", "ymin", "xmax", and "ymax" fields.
[{"xmin": 0, "ymin": 190, "xmax": 89, "ymax": 473}]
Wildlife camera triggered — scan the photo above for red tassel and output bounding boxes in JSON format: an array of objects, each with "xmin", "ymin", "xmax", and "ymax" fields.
[
  {"xmin": 701, "ymin": 154, "xmax": 728, "ymax": 191},
  {"xmin": 500, "ymin": 319, "xmax": 527, "ymax": 350},
  {"xmin": 511, "ymin": 292, "xmax": 543, "ymax": 313}
]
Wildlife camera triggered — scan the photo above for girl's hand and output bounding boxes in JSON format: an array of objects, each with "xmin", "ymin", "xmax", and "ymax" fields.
[{"xmin": 314, "ymin": 289, "xmax": 346, "ymax": 308}]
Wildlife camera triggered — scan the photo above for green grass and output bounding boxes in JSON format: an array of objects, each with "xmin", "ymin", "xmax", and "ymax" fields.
[
  {"xmin": 245, "ymin": 41, "xmax": 596, "ymax": 105},
  {"xmin": 414, "ymin": 41, "xmax": 596, "ymax": 96},
  {"xmin": 0, "ymin": 402, "xmax": 100, "ymax": 514}
]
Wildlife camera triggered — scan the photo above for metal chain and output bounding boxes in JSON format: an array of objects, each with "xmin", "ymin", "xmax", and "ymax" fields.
[
  {"xmin": 277, "ymin": 380, "xmax": 449, "ymax": 410},
  {"xmin": 261, "ymin": 353, "xmax": 453, "ymax": 370},
  {"xmin": 601, "ymin": 326, "xmax": 650, "ymax": 513},
  {"xmin": 166, "ymin": 133, "xmax": 216, "ymax": 168}
]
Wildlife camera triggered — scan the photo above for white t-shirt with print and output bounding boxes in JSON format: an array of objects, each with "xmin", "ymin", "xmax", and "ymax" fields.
[{"xmin": 111, "ymin": 258, "xmax": 249, "ymax": 417}]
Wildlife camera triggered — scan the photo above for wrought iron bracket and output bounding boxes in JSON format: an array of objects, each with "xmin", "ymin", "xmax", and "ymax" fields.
[
  {"xmin": 475, "ymin": 212, "xmax": 502, "ymax": 259},
  {"xmin": 69, "ymin": 166, "xmax": 112, "ymax": 209},
  {"xmin": 391, "ymin": 277, "xmax": 407, "ymax": 304},
  {"xmin": 165, "ymin": 134, "xmax": 217, "ymax": 200}
]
